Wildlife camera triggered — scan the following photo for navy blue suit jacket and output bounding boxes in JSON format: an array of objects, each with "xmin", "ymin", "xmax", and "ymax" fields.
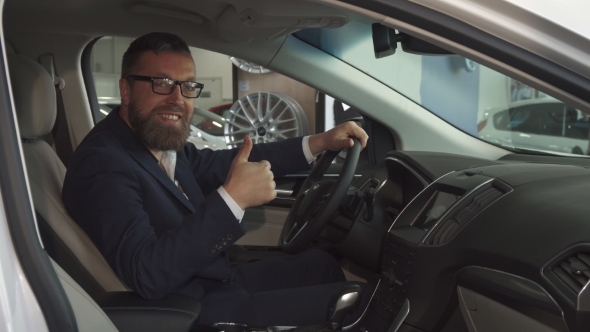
[{"xmin": 62, "ymin": 109, "xmax": 310, "ymax": 299}]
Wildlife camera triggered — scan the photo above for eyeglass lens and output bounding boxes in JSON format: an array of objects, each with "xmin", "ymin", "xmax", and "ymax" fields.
[{"xmin": 153, "ymin": 78, "xmax": 200, "ymax": 98}]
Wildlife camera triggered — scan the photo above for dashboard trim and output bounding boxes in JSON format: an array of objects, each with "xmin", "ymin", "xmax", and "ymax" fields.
[
  {"xmin": 284, "ymin": 173, "xmax": 362, "ymax": 178},
  {"xmin": 419, "ymin": 178, "xmax": 514, "ymax": 247},
  {"xmin": 385, "ymin": 157, "xmax": 429, "ymax": 187},
  {"xmin": 456, "ymin": 266, "xmax": 564, "ymax": 316},
  {"xmin": 386, "ymin": 170, "xmax": 455, "ymax": 234},
  {"xmin": 419, "ymin": 178, "xmax": 494, "ymax": 246},
  {"xmin": 456, "ymin": 266, "xmax": 568, "ymax": 331},
  {"xmin": 276, "ymin": 189, "xmax": 293, "ymax": 197},
  {"xmin": 387, "ymin": 299, "xmax": 410, "ymax": 332}
]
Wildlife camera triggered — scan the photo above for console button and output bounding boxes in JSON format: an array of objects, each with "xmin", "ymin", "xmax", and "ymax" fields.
[{"xmin": 387, "ymin": 268, "xmax": 397, "ymax": 288}]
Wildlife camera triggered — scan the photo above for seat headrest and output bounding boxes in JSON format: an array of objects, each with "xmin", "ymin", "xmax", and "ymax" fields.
[{"xmin": 8, "ymin": 54, "xmax": 57, "ymax": 139}]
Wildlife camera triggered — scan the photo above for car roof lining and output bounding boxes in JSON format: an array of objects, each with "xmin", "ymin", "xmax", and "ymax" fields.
[
  {"xmin": 2, "ymin": 0, "xmax": 355, "ymax": 68},
  {"xmin": 4, "ymin": 0, "xmax": 590, "ymax": 113}
]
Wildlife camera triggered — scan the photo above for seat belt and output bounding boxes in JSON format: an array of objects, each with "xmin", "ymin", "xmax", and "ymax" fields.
[
  {"xmin": 39, "ymin": 54, "xmax": 74, "ymax": 167},
  {"xmin": 52, "ymin": 78, "xmax": 74, "ymax": 167}
]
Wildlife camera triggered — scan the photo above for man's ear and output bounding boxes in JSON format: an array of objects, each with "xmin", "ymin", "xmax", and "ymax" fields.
[{"xmin": 119, "ymin": 78, "xmax": 130, "ymax": 106}]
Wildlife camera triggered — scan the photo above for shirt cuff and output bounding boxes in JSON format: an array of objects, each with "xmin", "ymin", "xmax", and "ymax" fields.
[
  {"xmin": 217, "ymin": 186, "xmax": 245, "ymax": 222},
  {"xmin": 302, "ymin": 136, "xmax": 315, "ymax": 164}
]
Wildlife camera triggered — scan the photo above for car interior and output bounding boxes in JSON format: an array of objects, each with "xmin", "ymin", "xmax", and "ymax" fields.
[{"xmin": 2, "ymin": 0, "xmax": 590, "ymax": 332}]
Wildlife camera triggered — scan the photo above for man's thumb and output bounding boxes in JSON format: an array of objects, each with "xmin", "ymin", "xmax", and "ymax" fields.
[{"xmin": 234, "ymin": 135, "xmax": 253, "ymax": 164}]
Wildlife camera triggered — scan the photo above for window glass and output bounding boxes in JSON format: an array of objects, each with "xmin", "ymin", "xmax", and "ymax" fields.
[
  {"xmin": 89, "ymin": 37, "xmax": 318, "ymax": 151},
  {"xmin": 295, "ymin": 22, "xmax": 590, "ymax": 156},
  {"xmin": 90, "ymin": 36, "xmax": 234, "ymax": 150}
]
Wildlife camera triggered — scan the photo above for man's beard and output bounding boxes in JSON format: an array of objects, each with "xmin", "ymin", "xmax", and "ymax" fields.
[{"xmin": 127, "ymin": 103, "xmax": 191, "ymax": 151}]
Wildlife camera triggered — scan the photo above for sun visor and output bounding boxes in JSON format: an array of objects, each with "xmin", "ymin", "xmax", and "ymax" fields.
[{"xmin": 217, "ymin": 6, "xmax": 348, "ymax": 43}]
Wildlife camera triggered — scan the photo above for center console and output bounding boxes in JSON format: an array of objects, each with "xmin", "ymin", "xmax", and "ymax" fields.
[{"xmin": 352, "ymin": 170, "xmax": 511, "ymax": 332}]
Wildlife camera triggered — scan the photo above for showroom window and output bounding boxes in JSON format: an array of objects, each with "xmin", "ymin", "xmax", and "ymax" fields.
[{"xmin": 88, "ymin": 36, "xmax": 323, "ymax": 151}]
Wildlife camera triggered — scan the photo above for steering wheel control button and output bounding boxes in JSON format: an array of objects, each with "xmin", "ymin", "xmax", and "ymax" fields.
[
  {"xmin": 312, "ymin": 184, "xmax": 320, "ymax": 191},
  {"xmin": 210, "ymin": 248, "xmax": 217, "ymax": 254}
]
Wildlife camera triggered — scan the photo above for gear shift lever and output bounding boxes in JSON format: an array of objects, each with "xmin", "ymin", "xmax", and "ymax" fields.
[
  {"xmin": 268, "ymin": 285, "xmax": 364, "ymax": 332},
  {"xmin": 327, "ymin": 284, "xmax": 363, "ymax": 330}
]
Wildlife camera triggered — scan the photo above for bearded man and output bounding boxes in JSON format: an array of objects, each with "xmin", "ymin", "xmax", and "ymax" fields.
[{"xmin": 62, "ymin": 32, "xmax": 370, "ymax": 327}]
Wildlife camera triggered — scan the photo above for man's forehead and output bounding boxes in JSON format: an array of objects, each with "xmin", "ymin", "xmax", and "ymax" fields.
[{"xmin": 135, "ymin": 51, "xmax": 196, "ymax": 79}]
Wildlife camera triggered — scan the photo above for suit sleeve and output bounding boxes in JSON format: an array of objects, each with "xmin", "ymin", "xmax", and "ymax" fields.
[
  {"xmin": 186, "ymin": 136, "xmax": 312, "ymax": 195},
  {"xmin": 63, "ymin": 148, "xmax": 246, "ymax": 300}
]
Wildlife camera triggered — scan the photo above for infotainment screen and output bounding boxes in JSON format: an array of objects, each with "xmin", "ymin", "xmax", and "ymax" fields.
[{"xmin": 414, "ymin": 191, "xmax": 461, "ymax": 231}]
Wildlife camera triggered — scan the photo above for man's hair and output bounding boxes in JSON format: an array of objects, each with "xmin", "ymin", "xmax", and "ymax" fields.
[{"xmin": 121, "ymin": 32, "xmax": 191, "ymax": 79}]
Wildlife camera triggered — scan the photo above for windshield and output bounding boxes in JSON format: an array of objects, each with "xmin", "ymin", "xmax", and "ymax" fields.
[{"xmin": 295, "ymin": 21, "xmax": 589, "ymax": 157}]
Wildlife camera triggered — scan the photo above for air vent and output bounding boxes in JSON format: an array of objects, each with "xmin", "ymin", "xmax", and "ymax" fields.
[
  {"xmin": 425, "ymin": 187, "xmax": 503, "ymax": 245},
  {"xmin": 543, "ymin": 245, "xmax": 590, "ymax": 310},
  {"xmin": 552, "ymin": 252, "xmax": 590, "ymax": 294}
]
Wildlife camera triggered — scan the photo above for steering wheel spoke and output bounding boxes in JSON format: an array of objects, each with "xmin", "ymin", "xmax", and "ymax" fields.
[
  {"xmin": 280, "ymin": 139, "xmax": 361, "ymax": 254},
  {"xmin": 283, "ymin": 221, "xmax": 309, "ymax": 245}
]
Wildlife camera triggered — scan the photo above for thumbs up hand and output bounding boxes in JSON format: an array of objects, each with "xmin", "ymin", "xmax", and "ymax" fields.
[{"xmin": 223, "ymin": 135, "xmax": 276, "ymax": 210}]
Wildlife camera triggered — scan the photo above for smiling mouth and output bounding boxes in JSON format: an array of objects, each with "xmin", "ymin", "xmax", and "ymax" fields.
[{"xmin": 159, "ymin": 113, "xmax": 181, "ymax": 121}]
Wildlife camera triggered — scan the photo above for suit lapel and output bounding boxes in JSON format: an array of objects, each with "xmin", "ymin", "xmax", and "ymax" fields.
[{"xmin": 106, "ymin": 108, "xmax": 197, "ymax": 213}]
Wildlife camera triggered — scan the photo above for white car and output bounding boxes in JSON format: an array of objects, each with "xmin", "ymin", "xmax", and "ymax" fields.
[
  {"xmin": 1, "ymin": 1, "xmax": 590, "ymax": 332},
  {"xmin": 479, "ymin": 98, "xmax": 590, "ymax": 155}
]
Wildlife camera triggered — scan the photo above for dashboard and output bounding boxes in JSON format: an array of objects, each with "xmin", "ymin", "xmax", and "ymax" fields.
[{"xmin": 332, "ymin": 151, "xmax": 590, "ymax": 332}]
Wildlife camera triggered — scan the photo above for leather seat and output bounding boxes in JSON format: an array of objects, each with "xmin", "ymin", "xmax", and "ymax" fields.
[
  {"xmin": 7, "ymin": 53, "xmax": 127, "ymax": 296},
  {"xmin": 8, "ymin": 53, "xmax": 203, "ymax": 332},
  {"xmin": 51, "ymin": 257, "xmax": 119, "ymax": 332}
]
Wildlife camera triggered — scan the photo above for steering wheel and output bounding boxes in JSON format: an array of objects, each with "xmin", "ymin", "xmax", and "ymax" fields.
[{"xmin": 281, "ymin": 138, "xmax": 361, "ymax": 254}]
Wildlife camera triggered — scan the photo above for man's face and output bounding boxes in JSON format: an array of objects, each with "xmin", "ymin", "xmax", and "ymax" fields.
[{"xmin": 120, "ymin": 51, "xmax": 196, "ymax": 151}]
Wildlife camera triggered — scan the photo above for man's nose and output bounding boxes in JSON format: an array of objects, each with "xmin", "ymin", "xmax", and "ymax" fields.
[{"xmin": 165, "ymin": 84, "xmax": 184, "ymax": 106}]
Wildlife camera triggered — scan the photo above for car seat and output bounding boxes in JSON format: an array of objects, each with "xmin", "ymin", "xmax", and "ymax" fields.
[
  {"xmin": 8, "ymin": 52, "xmax": 201, "ymax": 332},
  {"xmin": 7, "ymin": 52, "xmax": 127, "ymax": 295}
]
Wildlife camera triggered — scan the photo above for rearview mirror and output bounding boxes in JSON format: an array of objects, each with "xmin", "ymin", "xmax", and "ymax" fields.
[{"xmin": 372, "ymin": 23, "xmax": 453, "ymax": 59}]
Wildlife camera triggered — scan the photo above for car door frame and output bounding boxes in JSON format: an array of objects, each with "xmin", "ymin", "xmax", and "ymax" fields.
[{"xmin": 0, "ymin": 13, "xmax": 78, "ymax": 332}]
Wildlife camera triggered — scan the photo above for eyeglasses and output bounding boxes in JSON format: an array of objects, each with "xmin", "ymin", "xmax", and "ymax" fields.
[{"xmin": 127, "ymin": 75, "xmax": 204, "ymax": 98}]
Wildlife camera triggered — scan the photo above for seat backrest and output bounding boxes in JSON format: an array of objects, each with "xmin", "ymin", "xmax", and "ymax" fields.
[{"xmin": 7, "ymin": 53, "xmax": 127, "ymax": 295}]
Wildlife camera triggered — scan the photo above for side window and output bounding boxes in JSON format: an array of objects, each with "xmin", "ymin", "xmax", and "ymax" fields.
[
  {"xmin": 89, "ymin": 37, "xmax": 322, "ymax": 152},
  {"xmin": 559, "ymin": 107, "xmax": 590, "ymax": 140},
  {"xmin": 492, "ymin": 103, "xmax": 589, "ymax": 140},
  {"xmin": 91, "ymin": 37, "xmax": 234, "ymax": 121},
  {"xmin": 507, "ymin": 107, "xmax": 533, "ymax": 133},
  {"xmin": 517, "ymin": 104, "xmax": 561, "ymax": 137},
  {"xmin": 492, "ymin": 110, "xmax": 510, "ymax": 131}
]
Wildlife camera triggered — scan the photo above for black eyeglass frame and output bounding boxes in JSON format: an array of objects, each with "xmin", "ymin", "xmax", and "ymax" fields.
[{"xmin": 127, "ymin": 75, "xmax": 204, "ymax": 98}]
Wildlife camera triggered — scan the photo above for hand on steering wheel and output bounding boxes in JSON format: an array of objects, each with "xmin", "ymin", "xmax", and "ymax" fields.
[{"xmin": 281, "ymin": 138, "xmax": 361, "ymax": 254}]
